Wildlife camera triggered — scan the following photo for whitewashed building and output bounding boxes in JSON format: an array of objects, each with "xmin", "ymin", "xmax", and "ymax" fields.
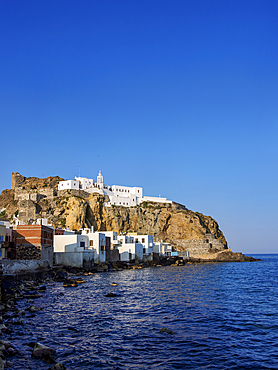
[
  {"xmin": 153, "ymin": 241, "xmax": 173, "ymax": 256},
  {"xmin": 81, "ymin": 228, "xmax": 106, "ymax": 263},
  {"xmin": 118, "ymin": 242, "xmax": 143, "ymax": 262},
  {"xmin": 54, "ymin": 234, "xmax": 94, "ymax": 268},
  {"xmin": 58, "ymin": 170, "xmax": 172, "ymax": 207},
  {"xmin": 58, "ymin": 180, "xmax": 79, "ymax": 191}
]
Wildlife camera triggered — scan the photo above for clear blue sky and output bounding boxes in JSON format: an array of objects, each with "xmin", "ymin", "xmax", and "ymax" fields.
[{"xmin": 1, "ymin": 0, "xmax": 277, "ymax": 254}]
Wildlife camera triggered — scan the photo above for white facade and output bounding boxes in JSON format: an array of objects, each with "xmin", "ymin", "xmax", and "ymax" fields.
[
  {"xmin": 127, "ymin": 234, "xmax": 154, "ymax": 255},
  {"xmin": 75, "ymin": 176, "xmax": 95, "ymax": 190},
  {"xmin": 54, "ymin": 234, "xmax": 89, "ymax": 253},
  {"xmin": 53, "ymin": 234, "xmax": 94, "ymax": 268},
  {"xmin": 153, "ymin": 241, "xmax": 172, "ymax": 256},
  {"xmin": 81, "ymin": 229, "xmax": 106, "ymax": 263},
  {"xmin": 58, "ymin": 170, "xmax": 172, "ymax": 207},
  {"xmin": 118, "ymin": 243, "xmax": 143, "ymax": 262},
  {"xmin": 58, "ymin": 180, "xmax": 79, "ymax": 191}
]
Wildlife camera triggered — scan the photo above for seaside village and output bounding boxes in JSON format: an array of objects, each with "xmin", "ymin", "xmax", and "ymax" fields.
[{"xmin": 0, "ymin": 172, "xmax": 185, "ymax": 274}]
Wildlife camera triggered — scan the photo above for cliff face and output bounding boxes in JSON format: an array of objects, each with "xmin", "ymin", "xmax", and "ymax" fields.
[
  {"xmin": 64, "ymin": 194, "xmax": 227, "ymax": 246},
  {"xmin": 0, "ymin": 173, "xmax": 228, "ymax": 256}
]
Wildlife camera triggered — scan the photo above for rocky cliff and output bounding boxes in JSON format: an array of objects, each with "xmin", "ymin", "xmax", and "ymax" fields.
[{"xmin": 0, "ymin": 173, "xmax": 229, "ymax": 258}]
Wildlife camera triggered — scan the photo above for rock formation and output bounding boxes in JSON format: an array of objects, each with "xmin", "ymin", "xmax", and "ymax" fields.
[{"xmin": 0, "ymin": 172, "xmax": 233, "ymax": 259}]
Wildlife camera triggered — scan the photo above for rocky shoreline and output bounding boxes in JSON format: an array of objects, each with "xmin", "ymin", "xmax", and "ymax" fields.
[{"xmin": 0, "ymin": 253, "xmax": 261, "ymax": 368}]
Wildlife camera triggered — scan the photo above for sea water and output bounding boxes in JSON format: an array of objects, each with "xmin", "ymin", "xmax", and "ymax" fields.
[{"xmin": 9, "ymin": 254, "xmax": 278, "ymax": 369}]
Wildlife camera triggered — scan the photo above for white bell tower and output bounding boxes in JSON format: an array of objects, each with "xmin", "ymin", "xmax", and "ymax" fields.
[{"xmin": 97, "ymin": 170, "xmax": 103, "ymax": 188}]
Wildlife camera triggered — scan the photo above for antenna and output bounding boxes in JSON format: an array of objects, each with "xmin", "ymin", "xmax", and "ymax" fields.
[{"xmin": 79, "ymin": 166, "xmax": 80, "ymax": 178}]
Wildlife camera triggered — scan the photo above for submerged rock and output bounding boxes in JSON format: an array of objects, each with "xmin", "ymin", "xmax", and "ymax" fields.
[
  {"xmin": 105, "ymin": 293, "xmax": 118, "ymax": 297},
  {"xmin": 159, "ymin": 327, "xmax": 175, "ymax": 335},
  {"xmin": 32, "ymin": 343, "xmax": 56, "ymax": 363}
]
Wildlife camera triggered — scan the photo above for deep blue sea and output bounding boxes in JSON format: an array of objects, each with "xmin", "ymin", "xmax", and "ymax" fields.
[{"xmin": 8, "ymin": 254, "xmax": 278, "ymax": 369}]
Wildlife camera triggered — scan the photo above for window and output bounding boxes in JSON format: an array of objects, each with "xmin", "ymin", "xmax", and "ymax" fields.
[
  {"xmin": 119, "ymin": 202, "xmax": 121, "ymax": 204},
  {"xmin": 138, "ymin": 190, "xmax": 139, "ymax": 193},
  {"xmin": 143, "ymin": 248, "xmax": 146, "ymax": 254},
  {"xmin": 135, "ymin": 238, "xmax": 138, "ymax": 243},
  {"xmin": 80, "ymin": 241, "xmax": 85, "ymax": 248},
  {"xmin": 90, "ymin": 240, "xmax": 93, "ymax": 246},
  {"xmin": 142, "ymin": 238, "xmax": 145, "ymax": 243}
]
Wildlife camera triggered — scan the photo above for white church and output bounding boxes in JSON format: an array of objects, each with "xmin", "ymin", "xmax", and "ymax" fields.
[{"xmin": 58, "ymin": 171, "xmax": 172, "ymax": 207}]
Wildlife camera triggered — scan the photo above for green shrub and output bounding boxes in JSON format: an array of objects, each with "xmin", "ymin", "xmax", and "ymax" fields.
[{"xmin": 0, "ymin": 210, "xmax": 5, "ymax": 217}]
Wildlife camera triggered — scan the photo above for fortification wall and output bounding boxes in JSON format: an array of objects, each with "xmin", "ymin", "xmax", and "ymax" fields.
[
  {"xmin": 174, "ymin": 233, "xmax": 227, "ymax": 258},
  {"xmin": 57, "ymin": 189, "xmax": 90, "ymax": 199}
]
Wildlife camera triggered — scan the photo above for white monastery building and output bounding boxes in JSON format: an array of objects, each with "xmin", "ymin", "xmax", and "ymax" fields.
[{"xmin": 58, "ymin": 171, "xmax": 172, "ymax": 207}]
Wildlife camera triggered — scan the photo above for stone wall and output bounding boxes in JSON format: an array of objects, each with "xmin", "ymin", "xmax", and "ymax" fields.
[
  {"xmin": 2, "ymin": 259, "xmax": 50, "ymax": 275},
  {"xmin": 174, "ymin": 233, "xmax": 227, "ymax": 259},
  {"xmin": 11, "ymin": 172, "xmax": 25, "ymax": 190},
  {"xmin": 11, "ymin": 172, "xmax": 63, "ymax": 191},
  {"xmin": 18, "ymin": 200, "xmax": 38, "ymax": 223},
  {"xmin": 16, "ymin": 244, "xmax": 42, "ymax": 260},
  {"xmin": 57, "ymin": 189, "xmax": 89, "ymax": 199},
  {"xmin": 14, "ymin": 188, "xmax": 56, "ymax": 201}
]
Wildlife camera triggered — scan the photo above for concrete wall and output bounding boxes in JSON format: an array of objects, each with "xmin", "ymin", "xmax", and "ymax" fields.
[
  {"xmin": 141, "ymin": 196, "xmax": 172, "ymax": 204},
  {"xmin": 2, "ymin": 259, "xmax": 50, "ymax": 275},
  {"xmin": 54, "ymin": 250, "xmax": 94, "ymax": 269}
]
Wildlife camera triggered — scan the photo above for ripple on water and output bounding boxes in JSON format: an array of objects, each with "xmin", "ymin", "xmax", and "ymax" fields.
[{"xmin": 5, "ymin": 255, "xmax": 278, "ymax": 369}]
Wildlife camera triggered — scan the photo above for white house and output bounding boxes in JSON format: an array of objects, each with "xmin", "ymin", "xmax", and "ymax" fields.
[
  {"xmin": 118, "ymin": 242, "xmax": 143, "ymax": 262},
  {"xmin": 58, "ymin": 180, "xmax": 79, "ymax": 191},
  {"xmin": 153, "ymin": 241, "xmax": 173, "ymax": 256},
  {"xmin": 81, "ymin": 228, "xmax": 106, "ymax": 263},
  {"xmin": 54, "ymin": 234, "xmax": 94, "ymax": 268}
]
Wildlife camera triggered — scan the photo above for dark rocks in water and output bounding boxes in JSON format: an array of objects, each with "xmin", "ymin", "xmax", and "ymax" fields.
[
  {"xmin": 38, "ymin": 285, "xmax": 47, "ymax": 291},
  {"xmin": 159, "ymin": 327, "xmax": 175, "ymax": 334},
  {"xmin": 22, "ymin": 293, "xmax": 43, "ymax": 299},
  {"xmin": 32, "ymin": 343, "xmax": 56, "ymax": 364},
  {"xmin": 27, "ymin": 305, "xmax": 42, "ymax": 313},
  {"xmin": 59, "ymin": 292, "xmax": 64, "ymax": 296},
  {"xmin": 63, "ymin": 279, "xmax": 78, "ymax": 288},
  {"xmin": 105, "ymin": 293, "xmax": 118, "ymax": 297},
  {"xmin": 48, "ymin": 362, "xmax": 67, "ymax": 370},
  {"xmin": 54, "ymin": 271, "xmax": 68, "ymax": 282},
  {"xmin": 0, "ymin": 340, "xmax": 18, "ymax": 357},
  {"xmin": 67, "ymin": 326, "xmax": 78, "ymax": 332},
  {"xmin": 12, "ymin": 318, "xmax": 24, "ymax": 325}
]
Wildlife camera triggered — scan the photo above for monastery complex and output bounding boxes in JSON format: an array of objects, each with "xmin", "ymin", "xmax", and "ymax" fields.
[{"xmin": 58, "ymin": 171, "xmax": 172, "ymax": 207}]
